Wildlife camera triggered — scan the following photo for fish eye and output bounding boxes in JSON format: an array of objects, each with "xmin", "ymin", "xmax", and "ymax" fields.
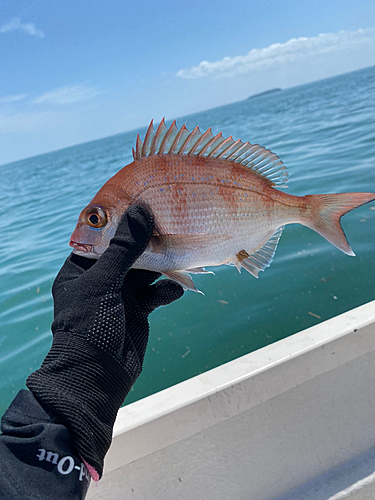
[
  {"xmin": 89, "ymin": 213, "xmax": 99, "ymax": 225},
  {"xmin": 86, "ymin": 207, "xmax": 108, "ymax": 228}
]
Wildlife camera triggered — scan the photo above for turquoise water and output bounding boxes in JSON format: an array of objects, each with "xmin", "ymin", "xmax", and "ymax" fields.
[{"xmin": 1, "ymin": 66, "xmax": 375, "ymax": 415}]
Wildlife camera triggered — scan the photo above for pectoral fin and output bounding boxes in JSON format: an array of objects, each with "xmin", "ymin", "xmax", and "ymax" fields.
[{"xmin": 150, "ymin": 233, "xmax": 231, "ymax": 253}]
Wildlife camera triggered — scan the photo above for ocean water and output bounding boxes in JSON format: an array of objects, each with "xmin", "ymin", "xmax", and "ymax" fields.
[{"xmin": 1, "ymin": 66, "xmax": 374, "ymax": 415}]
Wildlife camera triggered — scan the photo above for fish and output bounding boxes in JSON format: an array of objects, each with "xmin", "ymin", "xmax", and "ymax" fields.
[{"xmin": 70, "ymin": 118, "xmax": 375, "ymax": 293}]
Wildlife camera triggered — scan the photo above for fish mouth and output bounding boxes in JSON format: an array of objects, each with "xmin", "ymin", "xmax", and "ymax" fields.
[{"xmin": 69, "ymin": 240, "xmax": 93, "ymax": 254}]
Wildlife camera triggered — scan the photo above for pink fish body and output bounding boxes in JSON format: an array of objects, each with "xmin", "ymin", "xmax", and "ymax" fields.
[{"xmin": 70, "ymin": 119, "xmax": 375, "ymax": 292}]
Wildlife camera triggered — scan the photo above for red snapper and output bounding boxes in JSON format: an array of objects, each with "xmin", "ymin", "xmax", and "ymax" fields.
[{"xmin": 70, "ymin": 119, "xmax": 375, "ymax": 292}]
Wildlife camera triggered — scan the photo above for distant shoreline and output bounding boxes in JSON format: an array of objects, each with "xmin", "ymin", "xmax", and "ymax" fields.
[{"xmin": 247, "ymin": 88, "xmax": 282, "ymax": 100}]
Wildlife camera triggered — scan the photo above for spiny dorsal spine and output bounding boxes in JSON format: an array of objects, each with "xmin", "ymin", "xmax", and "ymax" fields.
[{"xmin": 132, "ymin": 118, "xmax": 288, "ymax": 187}]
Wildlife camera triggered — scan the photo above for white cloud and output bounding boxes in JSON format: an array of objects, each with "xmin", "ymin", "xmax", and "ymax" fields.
[
  {"xmin": 0, "ymin": 110, "xmax": 54, "ymax": 134},
  {"xmin": 0, "ymin": 18, "xmax": 44, "ymax": 38},
  {"xmin": 0, "ymin": 93, "xmax": 27, "ymax": 104},
  {"xmin": 32, "ymin": 84, "xmax": 104, "ymax": 105},
  {"xmin": 177, "ymin": 28, "xmax": 375, "ymax": 79}
]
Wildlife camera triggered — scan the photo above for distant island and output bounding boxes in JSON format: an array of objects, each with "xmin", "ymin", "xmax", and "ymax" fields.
[{"xmin": 247, "ymin": 88, "xmax": 282, "ymax": 100}]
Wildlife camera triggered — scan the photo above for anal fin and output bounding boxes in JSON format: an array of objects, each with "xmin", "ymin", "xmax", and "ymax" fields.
[{"xmin": 237, "ymin": 226, "xmax": 284, "ymax": 278}]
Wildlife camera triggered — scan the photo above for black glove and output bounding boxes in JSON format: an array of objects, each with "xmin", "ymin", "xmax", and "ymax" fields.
[{"xmin": 26, "ymin": 205, "xmax": 183, "ymax": 480}]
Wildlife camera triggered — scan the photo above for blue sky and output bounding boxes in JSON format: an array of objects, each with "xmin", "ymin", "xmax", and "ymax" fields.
[{"xmin": 1, "ymin": 0, "xmax": 375, "ymax": 165}]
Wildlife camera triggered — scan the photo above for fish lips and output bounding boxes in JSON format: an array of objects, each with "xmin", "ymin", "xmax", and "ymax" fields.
[
  {"xmin": 69, "ymin": 240, "xmax": 93, "ymax": 253},
  {"xmin": 69, "ymin": 223, "xmax": 103, "ymax": 257}
]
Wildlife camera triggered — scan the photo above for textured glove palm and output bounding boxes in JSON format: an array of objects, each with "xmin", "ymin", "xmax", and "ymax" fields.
[{"xmin": 27, "ymin": 205, "xmax": 183, "ymax": 479}]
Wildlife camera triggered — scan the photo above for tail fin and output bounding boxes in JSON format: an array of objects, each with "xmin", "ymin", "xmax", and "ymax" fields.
[{"xmin": 304, "ymin": 193, "xmax": 375, "ymax": 256}]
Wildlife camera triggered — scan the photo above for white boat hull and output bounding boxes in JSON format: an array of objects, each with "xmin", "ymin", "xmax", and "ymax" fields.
[{"xmin": 88, "ymin": 300, "xmax": 375, "ymax": 500}]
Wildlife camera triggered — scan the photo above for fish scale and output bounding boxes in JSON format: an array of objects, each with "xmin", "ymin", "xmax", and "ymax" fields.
[{"xmin": 69, "ymin": 119, "xmax": 375, "ymax": 293}]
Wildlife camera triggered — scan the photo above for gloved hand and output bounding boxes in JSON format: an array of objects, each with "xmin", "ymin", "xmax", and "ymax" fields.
[{"xmin": 26, "ymin": 205, "xmax": 184, "ymax": 480}]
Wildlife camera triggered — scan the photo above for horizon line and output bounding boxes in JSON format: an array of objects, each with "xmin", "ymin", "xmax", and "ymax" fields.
[{"xmin": 1, "ymin": 63, "xmax": 374, "ymax": 169}]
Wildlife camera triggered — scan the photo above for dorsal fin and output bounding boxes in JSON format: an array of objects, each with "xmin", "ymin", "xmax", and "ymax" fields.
[{"xmin": 133, "ymin": 118, "xmax": 288, "ymax": 187}]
